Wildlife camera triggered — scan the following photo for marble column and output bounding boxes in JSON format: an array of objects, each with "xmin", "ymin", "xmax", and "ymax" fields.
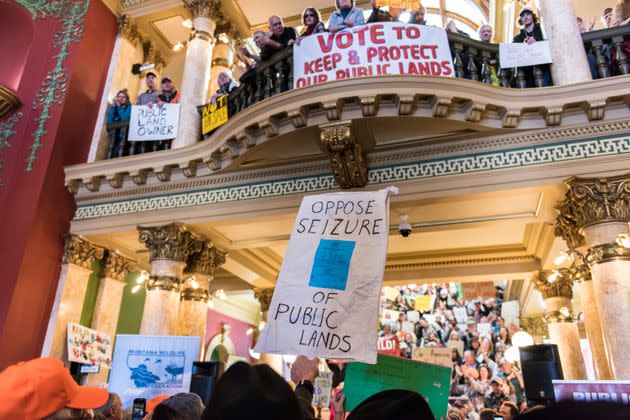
[
  {"xmin": 539, "ymin": 0, "xmax": 592, "ymax": 85},
  {"xmin": 173, "ymin": 0, "xmax": 217, "ymax": 149},
  {"xmin": 138, "ymin": 223, "xmax": 203, "ymax": 335},
  {"xmin": 178, "ymin": 243, "xmax": 227, "ymax": 359},
  {"xmin": 534, "ymin": 271, "xmax": 587, "ymax": 380},
  {"xmin": 565, "ymin": 175, "xmax": 630, "ymax": 379},
  {"xmin": 253, "ymin": 288, "xmax": 282, "ymax": 374},
  {"xmin": 41, "ymin": 235, "xmax": 104, "ymax": 362},
  {"xmin": 554, "ymin": 201, "xmax": 612, "ymax": 379},
  {"xmin": 86, "ymin": 251, "xmax": 136, "ymax": 386}
]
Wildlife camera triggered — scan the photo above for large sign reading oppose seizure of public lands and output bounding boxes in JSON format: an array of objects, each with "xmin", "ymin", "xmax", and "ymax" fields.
[
  {"xmin": 128, "ymin": 103, "xmax": 181, "ymax": 141},
  {"xmin": 254, "ymin": 188, "xmax": 397, "ymax": 364},
  {"xmin": 293, "ymin": 22, "xmax": 455, "ymax": 89}
]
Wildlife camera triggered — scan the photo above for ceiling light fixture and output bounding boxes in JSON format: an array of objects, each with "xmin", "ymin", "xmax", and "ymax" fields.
[{"xmin": 182, "ymin": 19, "xmax": 193, "ymax": 28}]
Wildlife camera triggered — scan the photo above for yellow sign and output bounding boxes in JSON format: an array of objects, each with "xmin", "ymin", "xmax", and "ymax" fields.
[
  {"xmin": 376, "ymin": 0, "xmax": 418, "ymax": 9},
  {"xmin": 201, "ymin": 95, "xmax": 228, "ymax": 135},
  {"xmin": 414, "ymin": 295, "xmax": 433, "ymax": 312}
]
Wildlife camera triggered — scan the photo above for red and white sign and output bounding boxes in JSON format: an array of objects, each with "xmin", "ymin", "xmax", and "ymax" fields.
[
  {"xmin": 553, "ymin": 380, "xmax": 630, "ymax": 404},
  {"xmin": 378, "ymin": 335, "xmax": 400, "ymax": 356},
  {"xmin": 293, "ymin": 23, "xmax": 455, "ymax": 89}
]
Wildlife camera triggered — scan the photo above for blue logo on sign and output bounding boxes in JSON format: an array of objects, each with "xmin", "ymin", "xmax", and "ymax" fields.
[
  {"xmin": 126, "ymin": 351, "xmax": 185, "ymax": 389},
  {"xmin": 309, "ymin": 239, "xmax": 356, "ymax": 291}
]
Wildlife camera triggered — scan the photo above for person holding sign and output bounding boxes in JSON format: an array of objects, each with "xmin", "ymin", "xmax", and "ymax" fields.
[
  {"xmin": 512, "ymin": 7, "xmax": 552, "ymax": 87},
  {"xmin": 328, "ymin": 0, "xmax": 366, "ymax": 34},
  {"xmin": 210, "ymin": 71, "xmax": 238, "ymax": 105}
]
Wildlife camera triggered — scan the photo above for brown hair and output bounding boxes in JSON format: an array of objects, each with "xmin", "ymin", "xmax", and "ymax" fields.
[
  {"xmin": 302, "ymin": 7, "xmax": 322, "ymax": 25},
  {"xmin": 116, "ymin": 89, "xmax": 130, "ymax": 104}
]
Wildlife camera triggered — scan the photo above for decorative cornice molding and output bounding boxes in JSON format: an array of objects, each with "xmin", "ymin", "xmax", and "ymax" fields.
[
  {"xmin": 0, "ymin": 86, "xmax": 21, "ymax": 121},
  {"xmin": 520, "ymin": 316, "xmax": 548, "ymax": 336},
  {"xmin": 565, "ymin": 174, "xmax": 630, "ymax": 230},
  {"xmin": 104, "ymin": 251, "xmax": 136, "ymax": 282},
  {"xmin": 146, "ymin": 275, "xmax": 181, "ymax": 292},
  {"xmin": 137, "ymin": 222, "xmax": 204, "ymax": 263},
  {"xmin": 385, "ymin": 255, "xmax": 537, "ymax": 271},
  {"xmin": 586, "ymin": 242, "xmax": 630, "ymax": 265},
  {"xmin": 553, "ymin": 198, "xmax": 585, "ymax": 250},
  {"xmin": 63, "ymin": 234, "xmax": 104, "ymax": 269},
  {"xmin": 319, "ymin": 121, "xmax": 367, "ymax": 189},
  {"xmin": 253, "ymin": 288, "xmax": 274, "ymax": 313},
  {"xmin": 533, "ymin": 269, "xmax": 574, "ymax": 299}
]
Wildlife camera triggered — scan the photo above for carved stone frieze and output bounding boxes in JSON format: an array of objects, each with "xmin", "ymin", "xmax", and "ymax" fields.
[
  {"xmin": 554, "ymin": 198, "xmax": 585, "ymax": 250},
  {"xmin": 254, "ymin": 288, "xmax": 275, "ymax": 313},
  {"xmin": 63, "ymin": 234, "xmax": 104, "ymax": 269},
  {"xmin": 533, "ymin": 269, "xmax": 574, "ymax": 299},
  {"xmin": 137, "ymin": 222, "xmax": 204, "ymax": 263},
  {"xmin": 319, "ymin": 121, "xmax": 368, "ymax": 189},
  {"xmin": 104, "ymin": 251, "xmax": 137, "ymax": 282},
  {"xmin": 565, "ymin": 175, "xmax": 630, "ymax": 229},
  {"xmin": 520, "ymin": 316, "xmax": 548, "ymax": 336},
  {"xmin": 586, "ymin": 242, "xmax": 630, "ymax": 265}
]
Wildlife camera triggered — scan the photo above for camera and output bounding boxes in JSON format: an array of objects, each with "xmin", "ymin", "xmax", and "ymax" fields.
[{"xmin": 398, "ymin": 214, "xmax": 412, "ymax": 237}]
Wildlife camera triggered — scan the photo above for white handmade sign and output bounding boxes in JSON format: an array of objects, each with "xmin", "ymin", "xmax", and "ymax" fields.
[
  {"xmin": 501, "ymin": 300, "xmax": 521, "ymax": 327},
  {"xmin": 67, "ymin": 323, "xmax": 112, "ymax": 367},
  {"xmin": 293, "ymin": 23, "xmax": 454, "ymax": 89},
  {"xmin": 312, "ymin": 371, "xmax": 334, "ymax": 406},
  {"xmin": 128, "ymin": 104, "xmax": 180, "ymax": 141},
  {"xmin": 499, "ymin": 41, "xmax": 552, "ymax": 68},
  {"xmin": 254, "ymin": 188, "xmax": 397, "ymax": 364}
]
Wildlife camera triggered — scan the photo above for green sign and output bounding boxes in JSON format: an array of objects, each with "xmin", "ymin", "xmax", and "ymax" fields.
[{"xmin": 344, "ymin": 354, "xmax": 452, "ymax": 418}]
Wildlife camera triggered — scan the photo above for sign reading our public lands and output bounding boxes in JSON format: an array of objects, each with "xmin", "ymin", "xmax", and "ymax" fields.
[
  {"xmin": 201, "ymin": 95, "xmax": 228, "ymax": 135},
  {"xmin": 293, "ymin": 23, "xmax": 454, "ymax": 89},
  {"xmin": 344, "ymin": 354, "xmax": 452, "ymax": 417},
  {"xmin": 254, "ymin": 188, "xmax": 397, "ymax": 364},
  {"xmin": 128, "ymin": 104, "xmax": 180, "ymax": 141}
]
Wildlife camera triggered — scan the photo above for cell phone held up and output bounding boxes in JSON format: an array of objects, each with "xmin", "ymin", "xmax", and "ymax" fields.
[{"xmin": 131, "ymin": 398, "xmax": 146, "ymax": 420}]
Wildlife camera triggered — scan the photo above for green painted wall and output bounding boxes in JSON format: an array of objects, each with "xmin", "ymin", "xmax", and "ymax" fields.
[
  {"xmin": 115, "ymin": 271, "xmax": 146, "ymax": 335},
  {"xmin": 79, "ymin": 259, "xmax": 103, "ymax": 327}
]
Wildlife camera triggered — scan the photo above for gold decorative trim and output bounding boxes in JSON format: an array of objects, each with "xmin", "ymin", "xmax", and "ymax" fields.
[
  {"xmin": 185, "ymin": 243, "xmax": 227, "ymax": 276},
  {"xmin": 0, "ymin": 86, "xmax": 21, "ymax": 121},
  {"xmin": 520, "ymin": 316, "xmax": 548, "ymax": 336},
  {"xmin": 319, "ymin": 121, "xmax": 367, "ymax": 189},
  {"xmin": 554, "ymin": 198, "xmax": 585, "ymax": 250},
  {"xmin": 254, "ymin": 288, "xmax": 274, "ymax": 313},
  {"xmin": 211, "ymin": 57, "xmax": 232, "ymax": 69},
  {"xmin": 183, "ymin": 0, "xmax": 221, "ymax": 19},
  {"xmin": 586, "ymin": 242, "xmax": 630, "ymax": 265},
  {"xmin": 545, "ymin": 310, "xmax": 575, "ymax": 324},
  {"xmin": 386, "ymin": 255, "xmax": 537, "ymax": 271},
  {"xmin": 570, "ymin": 263, "xmax": 592, "ymax": 283},
  {"xmin": 533, "ymin": 269, "xmax": 574, "ymax": 299},
  {"xmin": 565, "ymin": 175, "xmax": 630, "ymax": 230},
  {"xmin": 104, "ymin": 251, "xmax": 136, "ymax": 282},
  {"xmin": 193, "ymin": 30, "xmax": 215, "ymax": 43},
  {"xmin": 147, "ymin": 275, "xmax": 181, "ymax": 291},
  {"xmin": 137, "ymin": 222, "xmax": 204, "ymax": 263},
  {"xmin": 62, "ymin": 234, "xmax": 104, "ymax": 269},
  {"xmin": 181, "ymin": 288, "xmax": 210, "ymax": 301}
]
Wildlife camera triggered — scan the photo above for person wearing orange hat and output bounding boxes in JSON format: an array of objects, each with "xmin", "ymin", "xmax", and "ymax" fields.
[
  {"xmin": 0, "ymin": 357, "xmax": 109, "ymax": 419},
  {"xmin": 145, "ymin": 394, "xmax": 170, "ymax": 417}
]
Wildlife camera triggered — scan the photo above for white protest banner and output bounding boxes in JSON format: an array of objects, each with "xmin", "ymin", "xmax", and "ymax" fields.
[
  {"xmin": 477, "ymin": 323, "xmax": 492, "ymax": 337},
  {"xmin": 412, "ymin": 347, "xmax": 452, "ymax": 367},
  {"xmin": 312, "ymin": 371, "xmax": 334, "ymax": 406},
  {"xmin": 453, "ymin": 306, "xmax": 468, "ymax": 324},
  {"xmin": 501, "ymin": 300, "xmax": 520, "ymax": 327},
  {"xmin": 128, "ymin": 103, "xmax": 180, "ymax": 141},
  {"xmin": 293, "ymin": 23, "xmax": 454, "ymax": 89},
  {"xmin": 67, "ymin": 323, "xmax": 112, "ymax": 367},
  {"xmin": 254, "ymin": 188, "xmax": 397, "ymax": 364},
  {"xmin": 406, "ymin": 310, "xmax": 420, "ymax": 323},
  {"xmin": 108, "ymin": 335, "xmax": 200, "ymax": 407},
  {"xmin": 499, "ymin": 41, "xmax": 552, "ymax": 68}
]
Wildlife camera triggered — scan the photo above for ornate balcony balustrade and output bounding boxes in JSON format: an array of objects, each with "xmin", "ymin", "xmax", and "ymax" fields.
[{"xmin": 104, "ymin": 26, "xmax": 630, "ymax": 159}]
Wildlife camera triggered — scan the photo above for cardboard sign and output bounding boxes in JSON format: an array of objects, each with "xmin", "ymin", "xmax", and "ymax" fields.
[
  {"xmin": 108, "ymin": 335, "xmax": 200, "ymax": 408},
  {"xmin": 382, "ymin": 286, "xmax": 400, "ymax": 302},
  {"xmin": 312, "ymin": 371, "xmax": 334, "ymax": 406},
  {"xmin": 499, "ymin": 41, "xmax": 553, "ymax": 68},
  {"xmin": 128, "ymin": 104, "xmax": 180, "ymax": 141},
  {"xmin": 378, "ymin": 336, "xmax": 400, "ymax": 356},
  {"xmin": 293, "ymin": 23, "xmax": 454, "ymax": 89},
  {"xmin": 201, "ymin": 95, "xmax": 228, "ymax": 135},
  {"xmin": 461, "ymin": 282, "xmax": 496, "ymax": 300},
  {"xmin": 412, "ymin": 347, "xmax": 452, "ymax": 367},
  {"xmin": 67, "ymin": 323, "xmax": 112, "ymax": 367},
  {"xmin": 415, "ymin": 295, "xmax": 433, "ymax": 312},
  {"xmin": 447, "ymin": 340, "xmax": 464, "ymax": 356},
  {"xmin": 254, "ymin": 188, "xmax": 396, "ymax": 364},
  {"xmin": 552, "ymin": 380, "xmax": 630, "ymax": 404},
  {"xmin": 344, "ymin": 354, "xmax": 452, "ymax": 417},
  {"xmin": 376, "ymin": 0, "xmax": 417, "ymax": 8}
]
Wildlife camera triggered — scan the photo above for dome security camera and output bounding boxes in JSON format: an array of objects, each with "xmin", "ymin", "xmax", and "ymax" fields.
[{"xmin": 398, "ymin": 214, "xmax": 412, "ymax": 238}]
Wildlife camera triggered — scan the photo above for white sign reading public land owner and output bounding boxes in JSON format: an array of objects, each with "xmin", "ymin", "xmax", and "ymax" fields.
[
  {"xmin": 293, "ymin": 22, "xmax": 454, "ymax": 89},
  {"xmin": 254, "ymin": 188, "xmax": 397, "ymax": 364},
  {"xmin": 128, "ymin": 104, "xmax": 180, "ymax": 141}
]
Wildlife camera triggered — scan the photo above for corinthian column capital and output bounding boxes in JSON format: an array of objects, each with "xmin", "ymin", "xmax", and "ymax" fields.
[
  {"xmin": 564, "ymin": 175, "xmax": 630, "ymax": 230},
  {"xmin": 104, "ymin": 252, "xmax": 137, "ymax": 282},
  {"xmin": 185, "ymin": 243, "xmax": 228, "ymax": 276},
  {"xmin": 554, "ymin": 198, "xmax": 585, "ymax": 250},
  {"xmin": 183, "ymin": 0, "xmax": 221, "ymax": 19},
  {"xmin": 137, "ymin": 223, "xmax": 204, "ymax": 263},
  {"xmin": 62, "ymin": 234, "xmax": 104, "ymax": 269},
  {"xmin": 254, "ymin": 288, "xmax": 275, "ymax": 313},
  {"xmin": 533, "ymin": 270, "xmax": 574, "ymax": 300}
]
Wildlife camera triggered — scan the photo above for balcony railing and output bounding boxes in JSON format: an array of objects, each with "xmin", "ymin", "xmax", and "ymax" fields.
[{"xmin": 106, "ymin": 26, "xmax": 630, "ymax": 159}]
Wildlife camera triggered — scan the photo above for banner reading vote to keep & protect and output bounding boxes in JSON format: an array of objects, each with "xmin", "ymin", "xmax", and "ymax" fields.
[
  {"xmin": 128, "ymin": 103, "xmax": 180, "ymax": 141},
  {"xmin": 254, "ymin": 188, "xmax": 397, "ymax": 364},
  {"xmin": 293, "ymin": 23, "xmax": 454, "ymax": 89}
]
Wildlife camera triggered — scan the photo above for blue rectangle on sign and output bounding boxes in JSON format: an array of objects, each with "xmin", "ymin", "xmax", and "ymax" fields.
[{"xmin": 309, "ymin": 239, "xmax": 356, "ymax": 291}]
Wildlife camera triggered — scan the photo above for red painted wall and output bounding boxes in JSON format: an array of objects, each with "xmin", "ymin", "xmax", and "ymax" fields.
[
  {"xmin": 0, "ymin": 0, "xmax": 116, "ymax": 369},
  {"xmin": 205, "ymin": 309, "xmax": 254, "ymax": 358}
]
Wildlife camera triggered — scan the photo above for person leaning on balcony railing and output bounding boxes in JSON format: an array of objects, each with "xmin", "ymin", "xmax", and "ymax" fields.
[
  {"xmin": 106, "ymin": 89, "xmax": 131, "ymax": 157},
  {"xmin": 136, "ymin": 71, "xmax": 160, "ymax": 106},
  {"xmin": 328, "ymin": 0, "xmax": 365, "ymax": 34},
  {"xmin": 259, "ymin": 16, "xmax": 297, "ymax": 62},
  {"xmin": 512, "ymin": 7, "xmax": 552, "ymax": 87},
  {"xmin": 301, "ymin": 7, "xmax": 326, "ymax": 36},
  {"xmin": 478, "ymin": 25, "xmax": 501, "ymax": 86}
]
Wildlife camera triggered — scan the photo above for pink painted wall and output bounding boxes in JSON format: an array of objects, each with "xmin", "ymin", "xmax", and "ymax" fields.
[{"xmin": 205, "ymin": 309, "xmax": 254, "ymax": 358}]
